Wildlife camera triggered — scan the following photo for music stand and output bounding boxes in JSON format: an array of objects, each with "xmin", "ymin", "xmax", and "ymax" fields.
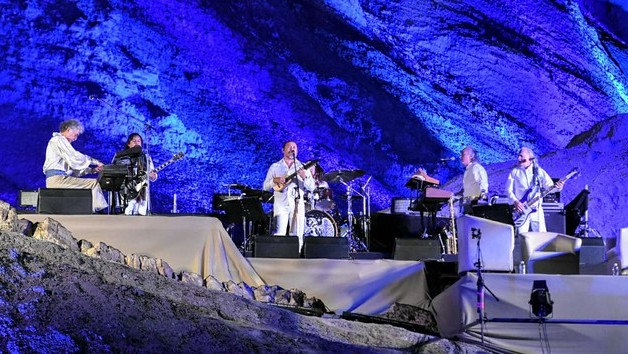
[
  {"xmin": 98, "ymin": 165, "xmax": 130, "ymax": 214},
  {"xmin": 221, "ymin": 197, "xmax": 267, "ymax": 253}
]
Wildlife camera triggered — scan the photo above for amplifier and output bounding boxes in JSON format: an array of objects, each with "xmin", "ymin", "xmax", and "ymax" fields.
[
  {"xmin": 542, "ymin": 202, "xmax": 564, "ymax": 212},
  {"xmin": 391, "ymin": 197, "xmax": 412, "ymax": 214}
]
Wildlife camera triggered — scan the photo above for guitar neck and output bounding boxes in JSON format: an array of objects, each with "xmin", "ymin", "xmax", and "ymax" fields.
[{"xmin": 526, "ymin": 172, "xmax": 574, "ymax": 205}]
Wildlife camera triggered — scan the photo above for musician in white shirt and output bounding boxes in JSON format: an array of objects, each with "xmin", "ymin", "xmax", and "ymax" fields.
[
  {"xmin": 42, "ymin": 119, "xmax": 108, "ymax": 212},
  {"xmin": 506, "ymin": 147, "xmax": 563, "ymax": 233},
  {"xmin": 263, "ymin": 141, "xmax": 316, "ymax": 251},
  {"xmin": 460, "ymin": 146, "xmax": 488, "ymax": 214}
]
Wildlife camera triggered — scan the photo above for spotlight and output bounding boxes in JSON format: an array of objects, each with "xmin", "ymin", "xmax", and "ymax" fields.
[{"xmin": 529, "ymin": 280, "xmax": 553, "ymax": 318}]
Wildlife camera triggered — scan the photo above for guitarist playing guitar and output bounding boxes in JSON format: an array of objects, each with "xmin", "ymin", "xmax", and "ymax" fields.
[
  {"xmin": 506, "ymin": 147, "xmax": 566, "ymax": 233},
  {"xmin": 262, "ymin": 141, "xmax": 317, "ymax": 251}
]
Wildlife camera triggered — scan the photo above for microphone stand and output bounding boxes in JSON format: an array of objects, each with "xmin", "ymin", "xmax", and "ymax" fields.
[
  {"xmin": 91, "ymin": 95, "xmax": 155, "ymax": 215},
  {"xmin": 290, "ymin": 151, "xmax": 300, "ymax": 236},
  {"xmin": 472, "ymin": 227, "xmax": 500, "ymax": 344}
]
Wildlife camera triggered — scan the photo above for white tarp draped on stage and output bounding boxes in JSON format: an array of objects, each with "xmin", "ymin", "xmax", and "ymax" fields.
[
  {"xmin": 23, "ymin": 214, "xmax": 265, "ymax": 286},
  {"xmin": 432, "ymin": 273, "xmax": 628, "ymax": 353},
  {"xmin": 247, "ymin": 258, "xmax": 431, "ymax": 315},
  {"xmin": 22, "ymin": 215, "xmax": 431, "ymax": 316}
]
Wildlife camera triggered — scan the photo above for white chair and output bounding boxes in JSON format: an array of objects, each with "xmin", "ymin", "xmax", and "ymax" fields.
[
  {"xmin": 606, "ymin": 227, "xmax": 628, "ymax": 275},
  {"xmin": 521, "ymin": 232, "xmax": 582, "ymax": 274},
  {"xmin": 456, "ymin": 215, "xmax": 515, "ymax": 274}
]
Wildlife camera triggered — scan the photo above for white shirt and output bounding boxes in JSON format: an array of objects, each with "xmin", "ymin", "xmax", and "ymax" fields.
[
  {"xmin": 463, "ymin": 162, "xmax": 488, "ymax": 199},
  {"xmin": 263, "ymin": 158, "xmax": 316, "ymax": 216},
  {"xmin": 42, "ymin": 133, "xmax": 99, "ymax": 176},
  {"xmin": 506, "ymin": 164, "xmax": 554, "ymax": 207}
]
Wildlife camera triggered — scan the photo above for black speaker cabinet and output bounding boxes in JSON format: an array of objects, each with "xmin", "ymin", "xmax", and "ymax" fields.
[
  {"xmin": 544, "ymin": 210, "xmax": 566, "ymax": 234},
  {"xmin": 37, "ymin": 188, "xmax": 92, "ymax": 214},
  {"xmin": 579, "ymin": 237, "xmax": 606, "ymax": 275},
  {"xmin": 303, "ymin": 237, "xmax": 349, "ymax": 259},
  {"xmin": 393, "ymin": 238, "xmax": 441, "ymax": 261},
  {"xmin": 253, "ymin": 236, "xmax": 300, "ymax": 258}
]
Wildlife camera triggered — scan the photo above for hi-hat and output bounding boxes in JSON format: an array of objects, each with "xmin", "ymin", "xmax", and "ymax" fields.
[{"xmin": 323, "ymin": 169, "xmax": 365, "ymax": 183}]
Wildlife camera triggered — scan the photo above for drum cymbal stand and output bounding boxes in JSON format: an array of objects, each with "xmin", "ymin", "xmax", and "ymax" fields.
[
  {"xmin": 360, "ymin": 176, "xmax": 372, "ymax": 251},
  {"xmin": 340, "ymin": 180, "xmax": 368, "ymax": 252}
]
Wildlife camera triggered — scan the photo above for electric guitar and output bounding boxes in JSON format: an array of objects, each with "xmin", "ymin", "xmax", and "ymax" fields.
[
  {"xmin": 512, "ymin": 167, "xmax": 579, "ymax": 228},
  {"xmin": 273, "ymin": 160, "xmax": 318, "ymax": 192},
  {"xmin": 125, "ymin": 152, "xmax": 185, "ymax": 199}
]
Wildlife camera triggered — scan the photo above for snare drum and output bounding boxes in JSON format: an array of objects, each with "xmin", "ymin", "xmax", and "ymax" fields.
[{"xmin": 304, "ymin": 210, "xmax": 338, "ymax": 237}]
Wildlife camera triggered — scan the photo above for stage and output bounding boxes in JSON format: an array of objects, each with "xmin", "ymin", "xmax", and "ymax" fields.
[{"xmin": 19, "ymin": 214, "xmax": 628, "ymax": 353}]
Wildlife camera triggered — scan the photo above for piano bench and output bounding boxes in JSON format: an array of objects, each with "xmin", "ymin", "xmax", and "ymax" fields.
[{"xmin": 37, "ymin": 188, "xmax": 92, "ymax": 214}]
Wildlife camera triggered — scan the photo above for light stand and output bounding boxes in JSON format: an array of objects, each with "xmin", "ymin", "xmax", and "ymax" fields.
[{"xmin": 472, "ymin": 227, "xmax": 500, "ymax": 343}]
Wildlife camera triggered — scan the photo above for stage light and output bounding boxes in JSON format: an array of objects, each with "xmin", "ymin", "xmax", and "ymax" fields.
[{"xmin": 529, "ymin": 280, "xmax": 553, "ymax": 318}]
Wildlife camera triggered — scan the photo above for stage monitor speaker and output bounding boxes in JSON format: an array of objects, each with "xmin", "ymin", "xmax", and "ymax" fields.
[
  {"xmin": 393, "ymin": 238, "xmax": 441, "ymax": 261},
  {"xmin": 303, "ymin": 237, "xmax": 349, "ymax": 259},
  {"xmin": 544, "ymin": 210, "xmax": 566, "ymax": 234},
  {"xmin": 253, "ymin": 236, "xmax": 300, "ymax": 258},
  {"xmin": 37, "ymin": 188, "xmax": 92, "ymax": 215},
  {"xmin": 579, "ymin": 237, "xmax": 606, "ymax": 275}
]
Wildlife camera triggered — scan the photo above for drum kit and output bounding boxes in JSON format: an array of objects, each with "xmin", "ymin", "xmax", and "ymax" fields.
[
  {"xmin": 222, "ymin": 166, "xmax": 372, "ymax": 253},
  {"xmin": 303, "ymin": 168, "xmax": 371, "ymax": 252}
]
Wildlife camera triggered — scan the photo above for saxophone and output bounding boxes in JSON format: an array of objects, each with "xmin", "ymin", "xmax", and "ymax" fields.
[{"xmin": 445, "ymin": 196, "xmax": 458, "ymax": 254}]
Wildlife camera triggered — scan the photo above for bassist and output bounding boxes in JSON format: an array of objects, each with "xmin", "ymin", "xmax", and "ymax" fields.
[{"xmin": 506, "ymin": 147, "xmax": 564, "ymax": 233}]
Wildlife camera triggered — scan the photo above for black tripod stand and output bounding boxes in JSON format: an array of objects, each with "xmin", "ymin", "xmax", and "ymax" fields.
[{"xmin": 471, "ymin": 227, "xmax": 500, "ymax": 343}]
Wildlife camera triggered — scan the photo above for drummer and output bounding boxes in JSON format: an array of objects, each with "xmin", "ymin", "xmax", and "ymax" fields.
[{"xmin": 310, "ymin": 164, "xmax": 334, "ymax": 211}]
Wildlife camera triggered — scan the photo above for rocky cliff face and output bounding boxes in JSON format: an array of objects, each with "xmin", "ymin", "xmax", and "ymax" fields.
[{"xmin": 0, "ymin": 0, "xmax": 626, "ymax": 228}]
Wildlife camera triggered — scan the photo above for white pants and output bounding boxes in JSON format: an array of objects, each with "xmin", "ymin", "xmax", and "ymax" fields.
[
  {"xmin": 274, "ymin": 201, "xmax": 306, "ymax": 251},
  {"xmin": 46, "ymin": 175, "xmax": 108, "ymax": 212},
  {"xmin": 517, "ymin": 208, "xmax": 547, "ymax": 234}
]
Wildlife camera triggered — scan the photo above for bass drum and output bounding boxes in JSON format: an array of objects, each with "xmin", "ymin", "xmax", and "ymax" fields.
[{"xmin": 304, "ymin": 210, "xmax": 338, "ymax": 237}]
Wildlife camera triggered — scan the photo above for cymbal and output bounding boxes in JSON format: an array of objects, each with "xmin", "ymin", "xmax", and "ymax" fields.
[{"xmin": 323, "ymin": 169, "xmax": 365, "ymax": 183}]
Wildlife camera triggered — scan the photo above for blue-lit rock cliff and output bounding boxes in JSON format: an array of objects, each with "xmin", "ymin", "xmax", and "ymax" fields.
[{"xmin": 1, "ymin": 0, "xmax": 627, "ymax": 237}]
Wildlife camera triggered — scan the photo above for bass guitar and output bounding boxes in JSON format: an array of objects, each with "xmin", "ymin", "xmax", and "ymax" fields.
[
  {"xmin": 125, "ymin": 152, "xmax": 185, "ymax": 199},
  {"xmin": 273, "ymin": 160, "xmax": 318, "ymax": 192},
  {"xmin": 512, "ymin": 167, "xmax": 579, "ymax": 228}
]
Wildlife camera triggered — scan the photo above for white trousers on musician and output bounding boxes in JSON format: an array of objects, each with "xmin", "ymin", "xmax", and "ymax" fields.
[
  {"xmin": 517, "ymin": 208, "xmax": 547, "ymax": 234},
  {"xmin": 46, "ymin": 175, "xmax": 108, "ymax": 212},
  {"xmin": 274, "ymin": 202, "xmax": 306, "ymax": 251}
]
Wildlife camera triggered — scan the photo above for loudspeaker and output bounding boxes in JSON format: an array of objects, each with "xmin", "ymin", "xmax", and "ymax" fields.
[
  {"xmin": 544, "ymin": 210, "xmax": 566, "ymax": 234},
  {"xmin": 579, "ymin": 237, "xmax": 606, "ymax": 275},
  {"xmin": 303, "ymin": 237, "xmax": 349, "ymax": 259},
  {"xmin": 37, "ymin": 188, "xmax": 92, "ymax": 214},
  {"xmin": 253, "ymin": 236, "xmax": 300, "ymax": 258},
  {"xmin": 393, "ymin": 238, "xmax": 441, "ymax": 261}
]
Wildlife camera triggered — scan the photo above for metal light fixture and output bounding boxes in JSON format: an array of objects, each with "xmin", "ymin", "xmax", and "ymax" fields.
[{"xmin": 529, "ymin": 280, "xmax": 553, "ymax": 318}]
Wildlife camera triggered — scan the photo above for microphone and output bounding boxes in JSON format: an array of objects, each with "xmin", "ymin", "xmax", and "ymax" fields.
[
  {"xmin": 89, "ymin": 95, "xmax": 95, "ymax": 100},
  {"xmin": 439, "ymin": 157, "xmax": 456, "ymax": 161}
]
